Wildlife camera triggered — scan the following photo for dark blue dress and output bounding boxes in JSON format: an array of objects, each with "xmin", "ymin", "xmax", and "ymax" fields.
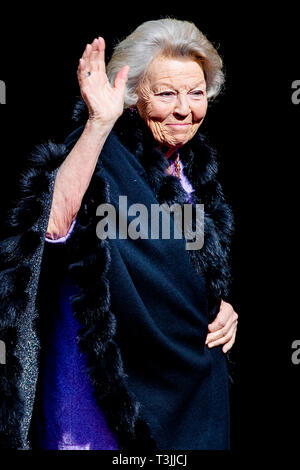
[{"xmin": 33, "ymin": 129, "xmax": 230, "ymax": 450}]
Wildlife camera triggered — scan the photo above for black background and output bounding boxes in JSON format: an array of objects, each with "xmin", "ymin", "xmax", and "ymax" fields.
[{"xmin": 0, "ymin": 3, "xmax": 299, "ymax": 459}]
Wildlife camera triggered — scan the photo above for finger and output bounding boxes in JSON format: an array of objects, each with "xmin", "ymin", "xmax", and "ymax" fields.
[
  {"xmin": 82, "ymin": 42, "xmax": 91, "ymax": 61},
  {"xmin": 77, "ymin": 58, "xmax": 88, "ymax": 82},
  {"xmin": 94, "ymin": 37, "xmax": 105, "ymax": 69},
  {"xmin": 205, "ymin": 316, "xmax": 237, "ymax": 344},
  {"xmin": 208, "ymin": 303, "xmax": 238, "ymax": 333},
  {"xmin": 207, "ymin": 322, "xmax": 237, "ymax": 348},
  {"xmin": 208, "ymin": 321, "xmax": 237, "ymax": 349},
  {"xmin": 91, "ymin": 37, "xmax": 99, "ymax": 51},
  {"xmin": 205, "ymin": 322, "xmax": 237, "ymax": 347},
  {"xmin": 114, "ymin": 65, "xmax": 130, "ymax": 92},
  {"xmin": 97, "ymin": 37, "xmax": 105, "ymax": 68},
  {"xmin": 84, "ymin": 43, "xmax": 94, "ymax": 74},
  {"xmin": 208, "ymin": 310, "xmax": 228, "ymax": 333},
  {"xmin": 80, "ymin": 38, "xmax": 106, "ymax": 78},
  {"xmin": 222, "ymin": 329, "xmax": 237, "ymax": 353},
  {"xmin": 89, "ymin": 39, "xmax": 100, "ymax": 72},
  {"xmin": 88, "ymin": 37, "xmax": 105, "ymax": 73}
]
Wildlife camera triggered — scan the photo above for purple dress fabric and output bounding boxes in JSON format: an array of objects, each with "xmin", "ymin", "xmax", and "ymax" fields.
[
  {"xmin": 38, "ymin": 157, "xmax": 194, "ymax": 450},
  {"xmin": 170, "ymin": 158, "xmax": 194, "ymax": 200},
  {"xmin": 35, "ymin": 273, "xmax": 119, "ymax": 450}
]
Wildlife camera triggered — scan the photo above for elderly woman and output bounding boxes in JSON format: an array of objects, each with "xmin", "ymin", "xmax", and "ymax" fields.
[{"xmin": 0, "ymin": 18, "xmax": 238, "ymax": 450}]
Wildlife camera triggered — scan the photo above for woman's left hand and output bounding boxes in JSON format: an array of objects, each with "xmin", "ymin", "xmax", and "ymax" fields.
[{"xmin": 205, "ymin": 300, "xmax": 238, "ymax": 353}]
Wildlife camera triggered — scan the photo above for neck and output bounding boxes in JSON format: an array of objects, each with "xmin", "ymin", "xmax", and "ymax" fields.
[{"xmin": 160, "ymin": 144, "xmax": 179, "ymax": 160}]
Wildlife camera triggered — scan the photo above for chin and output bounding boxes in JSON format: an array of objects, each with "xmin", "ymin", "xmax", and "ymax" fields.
[
  {"xmin": 165, "ymin": 129, "xmax": 199, "ymax": 148},
  {"xmin": 166, "ymin": 137, "xmax": 190, "ymax": 148}
]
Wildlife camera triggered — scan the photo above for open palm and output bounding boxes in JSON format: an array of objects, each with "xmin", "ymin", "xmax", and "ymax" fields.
[{"xmin": 77, "ymin": 37, "xmax": 129, "ymax": 126}]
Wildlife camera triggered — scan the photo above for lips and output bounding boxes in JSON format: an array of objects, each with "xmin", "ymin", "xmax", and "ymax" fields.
[{"xmin": 166, "ymin": 123, "xmax": 191, "ymax": 126}]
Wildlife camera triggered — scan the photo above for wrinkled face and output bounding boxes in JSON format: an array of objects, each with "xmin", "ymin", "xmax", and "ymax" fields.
[{"xmin": 136, "ymin": 55, "xmax": 208, "ymax": 149}]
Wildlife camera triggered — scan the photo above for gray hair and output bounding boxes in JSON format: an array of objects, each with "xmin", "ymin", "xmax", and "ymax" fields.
[{"xmin": 106, "ymin": 18, "xmax": 224, "ymax": 108}]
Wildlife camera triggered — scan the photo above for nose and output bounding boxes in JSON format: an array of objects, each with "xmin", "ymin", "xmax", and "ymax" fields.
[{"xmin": 174, "ymin": 93, "xmax": 190, "ymax": 118}]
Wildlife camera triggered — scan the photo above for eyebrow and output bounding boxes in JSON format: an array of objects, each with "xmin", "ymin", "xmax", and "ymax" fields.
[{"xmin": 154, "ymin": 80, "xmax": 206, "ymax": 89}]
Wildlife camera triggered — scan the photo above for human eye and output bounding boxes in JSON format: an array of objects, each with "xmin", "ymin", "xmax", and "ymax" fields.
[
  {"xmin": 157, "ymin": 91, "xmax": 176, "ymax": 97},
  {"xmin": 189, "ymin": 89, "xmax": 205, "ymax": 97}
]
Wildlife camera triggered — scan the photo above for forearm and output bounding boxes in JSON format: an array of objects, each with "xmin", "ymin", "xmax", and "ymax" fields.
[{"xmin": 46, "ymin": 119, "xmax": 112, "ymax": 239}]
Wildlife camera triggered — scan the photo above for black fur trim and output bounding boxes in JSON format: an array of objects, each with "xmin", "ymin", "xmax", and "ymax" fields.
[
  {"xmin": 0, "ymin": 140, "xmax": 69, "ymax": 448},
  {"xmin": 64, "ymin": 163, "xmax": 158, "ymax": 451},
  {"xmin": 72, "ymin": 96, "xmax": 89, "ymax": 124},
  {"xmin": 113, "ymin": 108, "xmax": 235, "ymax": 308},
  {"xmin": 0, "ymin": 133, "xmax": 157, "ymax": 450}
]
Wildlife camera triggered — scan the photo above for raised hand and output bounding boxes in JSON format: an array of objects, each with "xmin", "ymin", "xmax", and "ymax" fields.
[{"xmin": 77, "ymin": 37, "xmax": 129, "ymax": 128}]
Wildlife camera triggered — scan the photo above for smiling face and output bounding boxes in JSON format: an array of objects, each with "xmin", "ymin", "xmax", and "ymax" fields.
[{"xmin": 136, "ymin": 55, "xmax": 208, "ymax": 151}]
